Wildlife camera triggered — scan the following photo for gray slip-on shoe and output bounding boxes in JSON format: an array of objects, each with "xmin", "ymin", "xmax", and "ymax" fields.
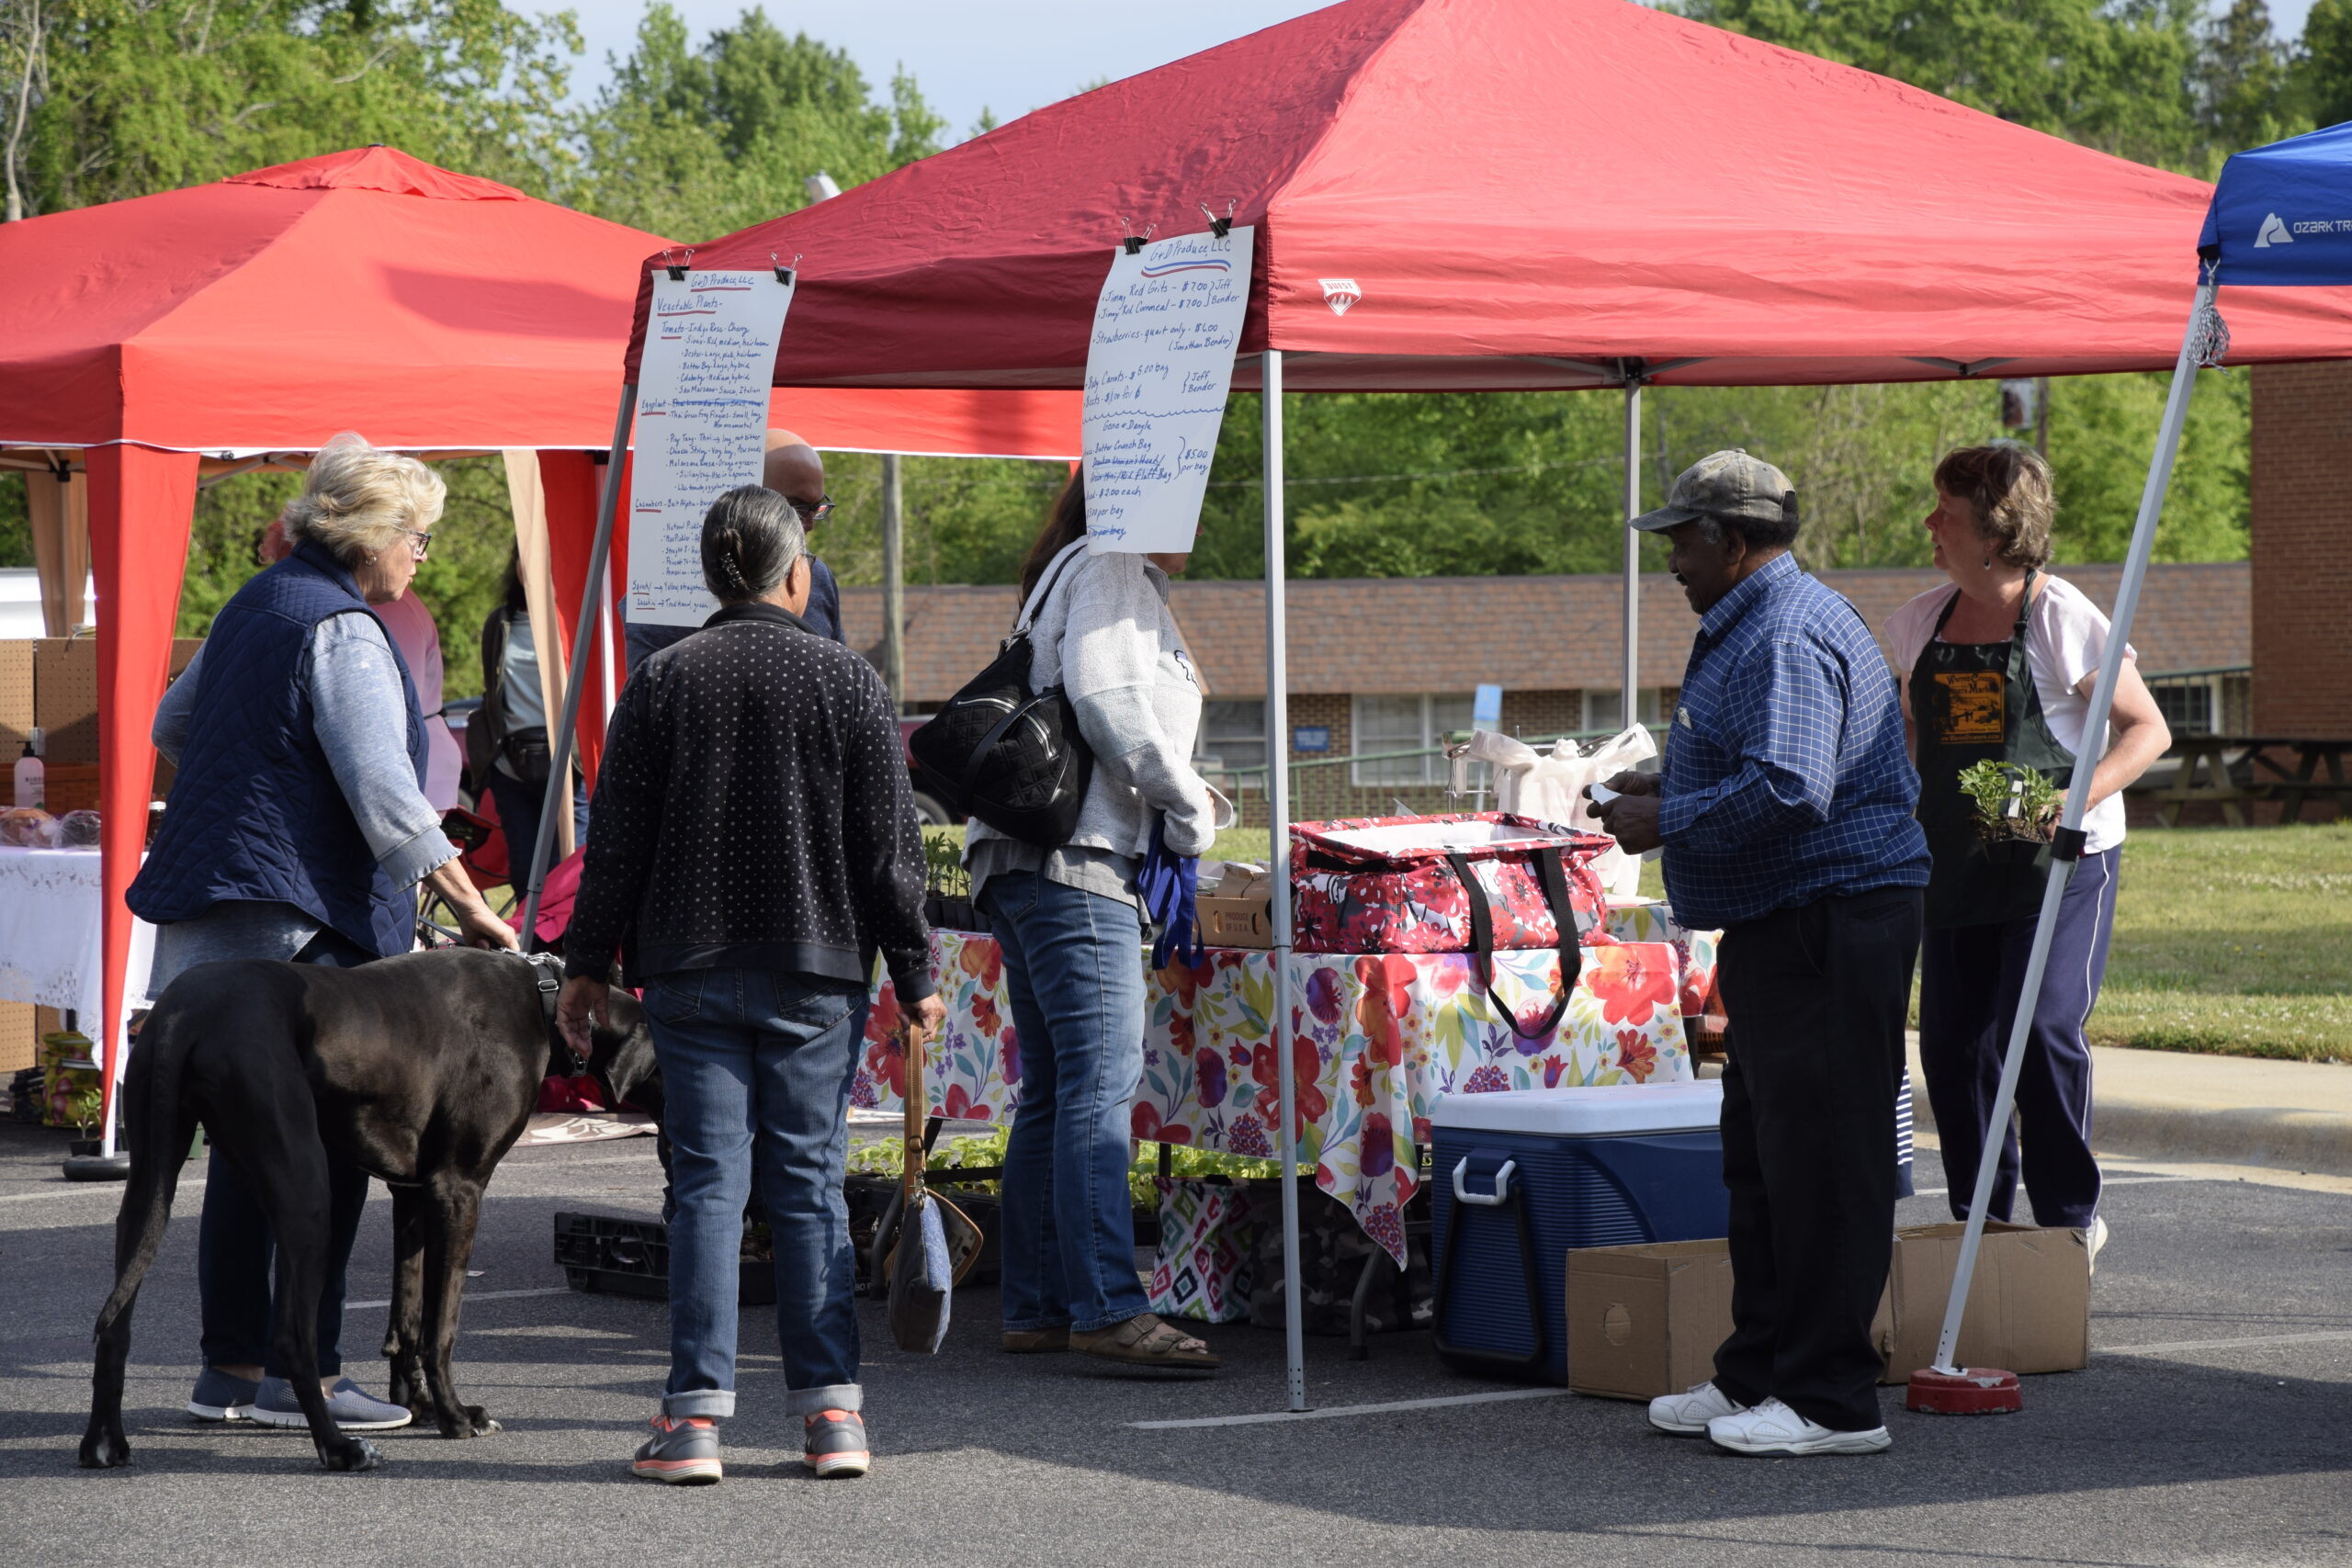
[
  {"xmin": 187, "ymin": 1367, "xmax": 260, "ymax": 1423},
  {"xmin": 249, "ymin": 1375, "xmax": 414, "ymax": 1432}
]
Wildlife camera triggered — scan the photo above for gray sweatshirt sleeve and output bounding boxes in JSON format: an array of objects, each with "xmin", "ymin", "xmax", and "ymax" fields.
[
  {"xmin": 152, "ymin": 646, "xmax": 203, "ymax": 765},
  {"xmin": 1059, "ymin": 557, "xmax": 1216, "ymax": 854},
  {"xmin": 310, "ymin": 614, "xmax": 458, "ymax": 888}
]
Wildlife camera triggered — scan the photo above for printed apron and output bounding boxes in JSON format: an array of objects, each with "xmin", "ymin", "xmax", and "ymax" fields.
[{"xmin": 1908, "ymin": 573, "xmax": 2077, "ymax": 930}]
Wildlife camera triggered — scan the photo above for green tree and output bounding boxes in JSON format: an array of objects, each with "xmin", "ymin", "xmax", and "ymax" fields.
[
  {"xmin": 1676, "ymin": 0, "xmax": 2213, "ymax": 172},
  {"xmin": 2301, "ymin": 0, "xmax": 2352, "ymax": 128},
  {"xmin": 2200, "ymin": 0, "xmax": 2298, "ymax": 152},
  {"xmin": 12, "ymin": 0, "xmax": 579, "ymax": 218},
  {"xmin": 577, "ymin": 4, "xmax": 944, "ymax": 240}
]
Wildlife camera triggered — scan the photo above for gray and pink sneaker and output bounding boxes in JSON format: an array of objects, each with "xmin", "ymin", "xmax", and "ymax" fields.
[
  {"xmin": 803, "ymin": 1409, "xmax": 869, "ymax": 1478},
  {"xmin": 633, "ymin": 1415, "xmax": 722, "ymax": 1484}
]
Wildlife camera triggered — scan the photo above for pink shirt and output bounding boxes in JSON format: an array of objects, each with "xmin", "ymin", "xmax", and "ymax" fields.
[{"xmin": 375, "ymin": 591, "xmax": 463, "ymax": 812}]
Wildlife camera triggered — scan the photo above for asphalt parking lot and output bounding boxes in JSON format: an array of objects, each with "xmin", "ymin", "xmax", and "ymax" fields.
[{"xmin": 1, "ymin": 1120, "xmax": 2346, "ymax": 1568}]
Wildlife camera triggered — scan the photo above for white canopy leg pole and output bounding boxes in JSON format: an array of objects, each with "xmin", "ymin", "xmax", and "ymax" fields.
[
  {"xmin": 1262, "ymin": 349, "xmax": 1307, "ymax": 1413},
  {"xmin": 1622, "ymin": 381, "xmax": 1642, "ymax": 729},
  {"xmin": 596, "ymin": 552, "xmax": 617, "ymax": 720},
  {"xmin": 1928, "ymin": 284, "xmax": 2212, "ymax": 1376},
  {"xmin": 520, "ymin": 384, "xmax": 638, "ymax": 943}
]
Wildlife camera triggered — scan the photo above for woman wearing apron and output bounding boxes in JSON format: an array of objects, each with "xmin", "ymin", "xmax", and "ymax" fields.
[{"xmin": 1884, "ymin": 446, "xmax": 2170, "ymax": 1268}]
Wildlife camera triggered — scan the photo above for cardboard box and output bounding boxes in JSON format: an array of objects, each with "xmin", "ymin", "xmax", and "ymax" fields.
[
  {"xmin": 1197, "ymin": 864, "xmax": 1275, "ymax": 949},
  {"xmin": 1566, "ymin": 1237, "xmax": 1735, "ymax": 1401},
  {"xmin": 0, "ymin": 641, "xmax": 33, "ymax": 764},
  {"xmin": 1872, "ymin": 1221, "xmax": 2089, "ymax": 1382}
]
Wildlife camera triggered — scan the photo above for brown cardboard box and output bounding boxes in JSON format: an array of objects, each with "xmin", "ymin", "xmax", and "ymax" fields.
[
  {"xmin": 1566, "ymin": 1237, "xmax": 1736, "ymax": 1401},
  {"xmin": 1197, "ymin": 864, "xmax": 1275, "ymax": 949},
  {"xmin": 1871, "ymin": 1221, "xmax": 2089, "ymax": 1382}
]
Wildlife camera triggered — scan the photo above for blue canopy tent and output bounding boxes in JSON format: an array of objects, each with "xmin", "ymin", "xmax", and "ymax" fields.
[{"xmin": 1920, "ymin": 126, "xmax": 2352, "ymax": 1402}]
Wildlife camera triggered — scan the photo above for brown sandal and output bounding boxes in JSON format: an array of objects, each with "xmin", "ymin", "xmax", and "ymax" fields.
[
  {"xmin": 1069, "ymin": 1313, "xmax": 1221, "ymax": 1373},
  {"xmin": 1001, "ymin": 1326, "xmax": 1070, "ymax": 1354}
]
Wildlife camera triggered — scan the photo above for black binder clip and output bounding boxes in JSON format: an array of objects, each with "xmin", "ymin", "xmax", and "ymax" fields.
[
  {"xmin": 1119, "ymin": 218, "xmax": 1154, "ymax": 255},
  {"xmin": 1199, "ymin": 200, "xmax": 1235, "ymax": 239},
  {"xmin": 662, "ymin": 246, "xmax": 695, "ymax": 281},
  {"xmin": 772, "ymin": 251, "xmax": 800, "ymax": 287}
]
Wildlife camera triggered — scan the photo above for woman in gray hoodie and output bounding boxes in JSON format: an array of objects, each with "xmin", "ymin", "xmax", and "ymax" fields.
[{"xmin": 965, "ymin": 477, "xmax": 1222, "ymax": 1372}]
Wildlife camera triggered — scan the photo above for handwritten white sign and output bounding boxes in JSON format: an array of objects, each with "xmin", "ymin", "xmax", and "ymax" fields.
[
  {"xmin": 1081, "ymin": 226, "xmax": 1253, "ymax": 555},
  {"xmin": 628, "ymin": 269, "xmax": 795, "ymax": 626}
]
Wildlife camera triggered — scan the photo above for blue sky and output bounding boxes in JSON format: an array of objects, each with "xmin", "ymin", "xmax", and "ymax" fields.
[{"xmin": 547, "ymin": 0, "xmax": 2319, "ymax": 141}]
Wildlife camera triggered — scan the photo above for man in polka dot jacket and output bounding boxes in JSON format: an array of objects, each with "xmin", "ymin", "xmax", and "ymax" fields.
[{"xmin": 560, "ymin": 485, "xmax": 943, "ymax": 1485}]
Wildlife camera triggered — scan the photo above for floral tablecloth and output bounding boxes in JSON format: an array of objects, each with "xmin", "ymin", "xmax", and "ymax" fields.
[{"xmin": 861, "ymin": 901, "xmax": 1720, "ymax": 1265}]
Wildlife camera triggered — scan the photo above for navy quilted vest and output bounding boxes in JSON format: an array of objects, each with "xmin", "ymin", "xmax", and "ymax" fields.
[{"xmin": 130, "ymin": 541, "xmax": 427, "ymax": 957}]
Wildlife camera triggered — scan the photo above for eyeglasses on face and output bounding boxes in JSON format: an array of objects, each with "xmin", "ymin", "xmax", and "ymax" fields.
[
  {"xmin": 401, "ymin": 527, "xmax": 433, "ymax": 559},
  {"xmin": 790, "ymin": 495, "xmax": 834, "ymax": 525}
]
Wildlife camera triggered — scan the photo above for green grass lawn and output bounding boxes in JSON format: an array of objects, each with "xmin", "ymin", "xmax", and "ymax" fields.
[
  {"xmin": 960, "ymin": 821, "xmax": 2352, "ymax": 1063},
  {"xmin": 2087, "ymin": 823, "xmax": 2352, "ymax": 1063}
]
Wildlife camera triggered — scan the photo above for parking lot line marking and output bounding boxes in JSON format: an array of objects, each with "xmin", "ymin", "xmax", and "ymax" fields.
[
  {"xmin": 345, "ymin": 1287, "xmax": 572, "ymax": 1311},
  {"xmin": 1129, "ymin": 1388, "xmax": 1566, "ymax": 1429},
  {"xmin": 2099, "ymin": 1328, "xmax": 2352, "ymax": 1357},
  {"xmin": 1909, "ymin": 1174, "xmax": 2188, "ymax": 1200}
]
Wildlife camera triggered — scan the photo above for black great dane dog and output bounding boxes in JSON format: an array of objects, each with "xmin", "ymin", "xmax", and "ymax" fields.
[{"xmin": 80, "ymin": 947, "xmax": 655, "ymax": 1472}]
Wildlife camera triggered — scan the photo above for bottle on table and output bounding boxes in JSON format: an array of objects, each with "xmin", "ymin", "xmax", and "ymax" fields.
[{"xmin": 13, "ymin": 728, "xmax": 43, "ymax": 810}]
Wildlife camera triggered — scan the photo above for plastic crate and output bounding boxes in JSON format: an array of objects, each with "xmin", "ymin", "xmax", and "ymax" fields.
[{"xmin": 553, "ymin": 1212, "xmax": 776, "ymax": 1307}]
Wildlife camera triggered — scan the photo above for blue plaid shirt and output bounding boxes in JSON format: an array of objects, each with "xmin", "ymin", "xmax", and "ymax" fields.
[{"xmin": 1657, "ymin": 552, "xmax": 1929, "ymax": 929}]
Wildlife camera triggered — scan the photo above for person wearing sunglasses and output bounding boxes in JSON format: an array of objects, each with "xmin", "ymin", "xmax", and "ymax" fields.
[{"xmin": 622, "ymin": 429, "xmax": 844, "ymax": 674}]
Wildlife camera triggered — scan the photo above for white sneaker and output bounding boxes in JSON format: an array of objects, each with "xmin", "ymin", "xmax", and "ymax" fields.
[
  {"xmin": 2086, "ymin": 1214, "xmax": 2109, "ymax": 1274},
  {"xmin": 1648, "ymin": 1380, "xmax": 1747, "ymax": 1436},
  {"xmin": 1707, "ymin": 1397, "xmax": 1890, "ymax": 1456}
]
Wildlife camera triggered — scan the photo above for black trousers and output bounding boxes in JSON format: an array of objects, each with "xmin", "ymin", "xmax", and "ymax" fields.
[
  {"xmin": 1918, "ymin": 848, "xmax": 2117, "ymax": 1230},
  {"xmin": 1711, "ymin": 886, "xmax": 1923, "ymax": 1433}
]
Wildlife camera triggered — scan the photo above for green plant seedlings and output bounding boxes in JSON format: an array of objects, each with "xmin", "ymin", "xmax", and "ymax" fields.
[{"xmin": 1956, "ymin": 760, "xmax": 2062, "ymax": 841}]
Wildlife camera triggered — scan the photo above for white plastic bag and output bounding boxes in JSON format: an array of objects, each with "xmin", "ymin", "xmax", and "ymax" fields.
[{"xmin": 1462, "ymin": 725, "xmax": 1657, "ymax": 899}]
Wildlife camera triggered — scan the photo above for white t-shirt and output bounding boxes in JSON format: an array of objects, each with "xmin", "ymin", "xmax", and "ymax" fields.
[{"xmin": 1883, "ymin": 575, "xmax": 2136, "ymax": 855}]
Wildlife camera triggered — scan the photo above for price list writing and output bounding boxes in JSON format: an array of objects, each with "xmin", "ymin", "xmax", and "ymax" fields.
[
  {"xmin": 628, "ymin": 270, "xmax": 794, "ymax": 626},
  {"xmin": 1081, "ymin": 226, "xmax": 1253, "ymax": 555}
]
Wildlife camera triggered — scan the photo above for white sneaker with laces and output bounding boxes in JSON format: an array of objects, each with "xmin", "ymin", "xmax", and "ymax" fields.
[
  {"xmin": 1648, "ymin": 1380, "xmax": 1747, "ymax": 1436},
  {"xmin": 2086, "ymin": 1214, "xmax": 2109, "ymax": 1274},
  {"xmin": 1707, "ymin": 1397, "xmax": 1890, "ymax": 1456}
]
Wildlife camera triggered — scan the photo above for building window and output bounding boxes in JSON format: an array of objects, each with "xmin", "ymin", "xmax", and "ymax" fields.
[
  {"xmin": 1582, "ymin": 688, "xmax": 1663, "ymax": 735},
  {"xmin": 1194, "ymin": 699, "xmax": 1267, "ymax": 792},
  {"xmin": 1351, "ymin": 694, "xmax": 1471, "ymax": 787},
  {"xmin": 2148, "ymin": 676, "xmax": 2221, "ymax": 737}
]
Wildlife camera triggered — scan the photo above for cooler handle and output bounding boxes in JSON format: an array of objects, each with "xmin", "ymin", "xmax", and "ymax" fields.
[{"xmin": 1452, "ymin": 1156, "xmax": 1517, "ymax": 1207}]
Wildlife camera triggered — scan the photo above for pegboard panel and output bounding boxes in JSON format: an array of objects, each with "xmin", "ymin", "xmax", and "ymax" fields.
[
  {"xmin": 0, "ymin": 641, "xmax": 32, "ymax": 762},
  {"xmin": 34, "ymin": 637, "xmax": 97, "ymax": 766}
]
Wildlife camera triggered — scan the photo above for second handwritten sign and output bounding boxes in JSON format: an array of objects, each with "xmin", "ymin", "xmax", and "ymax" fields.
[{"xmin": 1081, "ymin": 226, "xmax": 1254, "ymax": 556}]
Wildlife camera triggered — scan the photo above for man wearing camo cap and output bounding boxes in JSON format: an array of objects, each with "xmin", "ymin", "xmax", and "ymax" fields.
[{"xmin": 1588, "ymin": 449, "xmax": 1930, "ymax": 1458}]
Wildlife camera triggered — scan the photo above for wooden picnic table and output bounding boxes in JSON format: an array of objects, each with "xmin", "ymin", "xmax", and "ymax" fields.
[{"xmin": 2149, "ymin": 735, "xmax": 2352, "ymax": 827}]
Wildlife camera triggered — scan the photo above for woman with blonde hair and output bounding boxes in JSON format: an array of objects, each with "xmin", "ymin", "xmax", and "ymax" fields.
[
  {"xmin": 133, "ymin": 434, "xmax": 516, "ymax": 1434},
  {"xmin": 1883, "ymin": 445, "xmax": 2169, "ymax": 1266}
]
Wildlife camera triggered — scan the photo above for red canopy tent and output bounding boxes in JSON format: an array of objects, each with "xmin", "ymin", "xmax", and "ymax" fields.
[
  {"xmin": 598, "ymin": 0, "xmax": 2352, "ymax": 1407},
  {"xmin": 0, "ymin": 145, "xmax": 1080, "ymax": 1154}
]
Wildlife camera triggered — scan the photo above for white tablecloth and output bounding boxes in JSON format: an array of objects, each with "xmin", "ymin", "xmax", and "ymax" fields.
[{"xmin": 0, "ymin": 847, "xmax": 156, "ymax": 1031}]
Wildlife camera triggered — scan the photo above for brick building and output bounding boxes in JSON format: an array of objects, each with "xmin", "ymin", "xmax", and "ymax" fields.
[
  {"xmin": 2250, "ymin": 364, "xmax": 2352, "ymax": 738},
  {"xmin": 843, "ymin": 561, "xmax": 2247, "ymax": 821}
]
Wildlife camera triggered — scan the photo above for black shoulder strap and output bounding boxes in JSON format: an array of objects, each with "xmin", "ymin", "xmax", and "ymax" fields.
[{"xmin": 1447, "ymin": 849, "xmax": 1584, "ymax": 1043}]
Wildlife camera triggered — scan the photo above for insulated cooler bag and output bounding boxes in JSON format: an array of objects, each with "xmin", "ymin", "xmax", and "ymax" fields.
[
  {"xmin": 1290, "ymin": 813, "xmax": 1614, "ymax": 1038},
  {"xmin": 1430, "ymin": 1081, "xmax": 1727, "ymax": 1383}
]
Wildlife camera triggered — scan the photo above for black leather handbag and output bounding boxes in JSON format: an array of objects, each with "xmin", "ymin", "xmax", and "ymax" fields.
[{"xmin": 908, "ymin": 542, "xmax": 1094, "ymax": 845}]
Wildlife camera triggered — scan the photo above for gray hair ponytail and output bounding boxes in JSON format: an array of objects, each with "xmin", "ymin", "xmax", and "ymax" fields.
[{"xmin": 700, "ymin": 486, "xmax": 806, "ymax": 604}]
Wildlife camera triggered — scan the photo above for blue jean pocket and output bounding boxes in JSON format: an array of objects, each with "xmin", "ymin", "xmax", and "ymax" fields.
[
  {"xmin": 770, "ymin": 976, "xmax": 857, "ymax": 1031},
  {"xmin": 644, "ymin": 970, "xmax": 706, "ymax": 1026}
]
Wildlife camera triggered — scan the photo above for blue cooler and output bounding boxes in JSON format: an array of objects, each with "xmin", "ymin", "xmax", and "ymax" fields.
[{"xmin": 1430, "ymin": 1081, "xmax": 1727, "ymax": 1383}]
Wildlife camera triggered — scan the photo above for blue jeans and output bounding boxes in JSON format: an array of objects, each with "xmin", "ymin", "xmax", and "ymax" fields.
[
  {"xmin": 198, "ymin": 922, "xmax": 377, "ymax": 1377},
  {"xmin": 980, "ymin": 872, "xmax": 1150, "ymax": 1334},
  {"xmin": 641, "ymin": 966, "xmax": 867, "ymax": 1419}
]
